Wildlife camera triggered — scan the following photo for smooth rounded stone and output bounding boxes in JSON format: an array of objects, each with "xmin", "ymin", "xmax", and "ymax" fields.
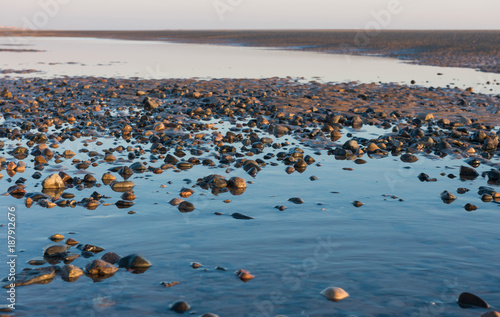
[
  {"xmin": 231, "ymin": 212, "xmax": 254, "ymax": 220},
  {"xmin": 236, "ymin": 269, "xmax": 255, "ymax": 281},
  {"xmin": 118, "ymin": 254, "xmax": 151, "ymax": 269},
  {"xmin": 116, "ymin": 200, "xmax": 134, "ymax": 208},
  {"xmin": 169, "ymin": 198, "xmax": 184, "ymax": 206},
  {"xmin": 354, "ymin": 159, "xmax": 366, "ymax": 165},
  {"xmin": 417, "ymin": 112, "xmax": 434, "ymax": 122},
  {"xmin": 400, "ymin": 153, "xmax": 418, "ymax": 163},
  {"xmin": 458, "ymin": 292, "xmax": 489, "ymax": 308},
  {"xmin": 482, "ymin": 194, "xmax": 493, "ymax": 202},
  {"xmin": 61, "ymin": 264, "xmax": 84, "ymax": 281},
  {"xmin": 121, "ymin": 191, "xmax": 136, "ymax": 201},
  {"xmin": 352, "ymin": 201, "xmax": 364, "ymax": 207},
  {"xmin": 178, "ymin": 201, "xmax": 195, "ymax": 212},
  {"xmin": 285, "ymin": 166, "xmax": 295, "ymax": 174},
  {"xmin": 342, "ymin": 140, "xmax": 359, "ymax": 151},
  {"xmin": 42, "ymin": 173, "xmax": 65, "ymax": 189},
  {"xmin": 170, "ymin": 301, "xmax": 191, "ymax": 313},
  {"xmin": 49, "ymin": 233, "xmax": 64, "ymax": 242},
  {"xmin": 101, "ymin": 252, "xmax": 121, "ymax": 265},
  {"xmin": 104, "ymin": 153, "xmax": 116, "ymax": 162},
  {"xmin": 288, "ymin": 197, "xmax": 304, "ymax": 204},
  {"xmin": 418, "ymin": 173, "xmax": 429, "ymax": 182},
  {"xmin": 85, "ymin": 259, "xmax": 118, "ymax": 275},
  {"xmin": 321, "ymin": 287, "xmax": 349, "ymax": 302},
  {"xmin": 481, "ymin": 312, "xmax": 500, "ymax": 317},
  {"xmin": 101, "ymin": 173, "xmax": 116, "ymax": 185},
  {"xmin": 177, "ymin": 162, "xmax": 194, "ymax": 170},
  {"xmin": 44, "ymin": 244, "xmax": 69, "ymax": 257},
  {"xmin": 191, "ymin": 262, "xmax": 203, "ymax": 269},
  {"xmin": 61, "ymin": 192, "xmax": 75, "ymax": 199},
  {"xmin": 441, "ymin": 190, "xmax": 457, "ymax": 203},
  {"xmin": 111, "ymin": 181, "xmax": 135, "ymax": 192},
  {"xmin": 459, "ymin": 165, "xmax": 479, "ymax": 179},
  {"xmin": 3, "ymin": 266, "xmax": 56, "ymax": 288},
  {"xmin": 227, "ymin": 177, "xmax": 247, "ymax": 189},
  {"xmin": 83, "ymin": 174, "xmax": 97, "ymax": 183},
  {"xmin": 200, "ymin": 313, "xmax": 219, "ymax": 317},
  {"xmin": 309, "ymin": 175, "xmax": 319, "ymax": 181},
  {"xmin": 464, "ymin": 203, "xmax": 478, "ymax": 211}
]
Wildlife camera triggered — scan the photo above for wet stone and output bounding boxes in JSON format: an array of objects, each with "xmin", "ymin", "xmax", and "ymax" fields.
[
  {"xmin": 170, "ymin": 301, "xmax": 190, "ymax": 313},
  {"xmin": 3, "ymin": 266, "xmax": 57, "ymax": 288},
  {"xmin": 118, "ymin": 254, "xmax": 152, "ymax": 269},
  {"xmin": 288, "ymin": 197, "xmax": 304, "ymax": 204},
  {"xmin": 458, "ymin": 292, "xmax": 489, "ymax": 309},
  {"xmin": 85, "ymin": 259, "xmax": 118, "ymax": 276}
]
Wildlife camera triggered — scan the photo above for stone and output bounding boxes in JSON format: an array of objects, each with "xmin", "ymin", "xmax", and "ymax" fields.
[
  {"xmin": 288, "ymin": 197, "xmax": 304, "ymax": 204},
  {"xmin": 227, "ymin": 177, "xmax": 247, "ymax": 188},
  {"xmin": 169, "ymin": 198, "xmax": 184, "ymax": 206},
  {"xmin": 170, "ymin": 301, "xmax": 190, "ymax": 313},
  {"xmin": 43, "ymin": 244, "xmax": 69, "ymax": 257},
  {"xmin": 459, "ymin": 166, "xmax": 479, "ymax": 179},
  {"xmin": 441, "ymin": 191, "xmax": 457, "ymax": 203},
  {"xmin": 3, "ymin": 266, "xmax": 56, "ymax": 288},
  {"xmin": 49, "ymin": 234, "xmax": 64, "ymax": 242},
  {"xmin": 85, "ymin": 259, "xmax": 118, "ymax": 275},
  {"xmin": 458, "ymin": 292, "xmax": 489, "ymax": 308},
  {"xmin": 42, "ymin": 174, "xmax": 65, "ymax": 189},
  {"xmin": 231, "ymin": 212, "xmax": 254, "ymax": 220},
  {"xmin": 118, "ymin": 254, "xmax": 151, "ymax": 268},
  {"xmin": 101, "ymin": 252, "xmax": 121, "ymax": 265},
  {"xmin": 60, "ymin": 264, "xmax": 84, "ymax": 281},
  {"xmin": 178, "ymin": 201, "xmax": 195, "ymax": 212},
  {"xmin": 321, "ymin": 286, "xmax": 349, "ymax": 302},
  {"xmin": 481, "ymin": 312, "xmax": 500, "ymax": 317},
  {"xmin": 353, "ymin": 201, "xmax": 363, "ymax": 207},
  {"xmin": 464, "ymin": 203, "xmax": 478, "ymax": 211},
  {"xmin": 111, "ymin": 181, "xmax": 135, "ymax": 192},
  {"xmin": 400, "ymin": 153, "xmax": 418, "ymax": 163}
]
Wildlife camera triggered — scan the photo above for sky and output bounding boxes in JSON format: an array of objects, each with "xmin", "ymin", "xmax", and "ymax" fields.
[{"xmin": 1, "ymin": 0, "xmax": 499, "ymax": 30}]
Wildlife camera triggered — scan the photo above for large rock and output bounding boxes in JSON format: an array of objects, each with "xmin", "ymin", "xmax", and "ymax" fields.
[
  {"xmin": 44, "ymin": 244, "xmax": 69, "ymax": 257},
  {"xmin": 42, "ymin": 174, "xmax": 65, "ymax": 189},
  {"xmin": 400, "ymin": 153, "xmax": 418, "ymax": 163},
  {"xmin": 118, "ymin": 254, "xmax": 152, "ymax": 269},
  {"xmin": 85, "ymin": 259, "xmax": 118, "ymax": 275},
  {"xmin": 61, "ymin": 265, "xmax": 83, "ymax": 282},
  {"xmin": 227, "ymin": 177, "xmax": 247, "ymax": 189},
  {"xmin": 3, "ymin": 266, "xmax": 56, "ymax": 288}
]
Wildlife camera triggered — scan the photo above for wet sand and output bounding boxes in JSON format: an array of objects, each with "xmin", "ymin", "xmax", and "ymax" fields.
[{"xmin": 1, "ymin": 29, "xmax": 499, "ymax": 74}]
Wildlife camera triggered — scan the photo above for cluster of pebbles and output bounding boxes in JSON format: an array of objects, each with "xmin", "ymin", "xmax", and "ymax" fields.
[{"xmin": 0, "ymin": 76, "xmax": 500, "ymax": 315}]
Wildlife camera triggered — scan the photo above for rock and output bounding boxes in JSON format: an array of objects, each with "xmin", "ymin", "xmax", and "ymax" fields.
[
  {"xmin": 101, "ymin": 252, "xmax": 121, "ymax": 265},
  {"xmin": 400, "ymin": 153, "xmax": 418, "ymax": 163},
  {"xmin": 161, "ymin": 281, "xmax": 180, "ymax": 288},
  {"xmin": 343, "ymin": 140, "xmax": 359, "ymax": 151},
  {"xmin": 236, "ymin": 269, "xmax": 255, "ymax": 281},
  {"xmin": 64, "ymin": 253, "xmax": 80, "ymax": 264},
  {"xmin": 200, "ymin": 313, "xmax": 219, "ymax": 317},
  {"xmin": 43, "ymin": 244, "xmax": 69, "ymax": 257},
  {"xmin": 85, "ymin": 259, "xmax": 118, "ymax": 275},
  {"xmin": 111, "ymin": 181, "xmax": 135, "ymax": 192},
  {"xmin": 231, "ymin": 212, "xmax": 254, "ymax": 220},
  {"xmin": 118, "ymin": 254, "xmax": 151, "ymax": 269},
  {"xmin": 101, "ymin": 173, "xmax": 116, "ymax": 185},
  {"xmin": 288, "ymin": 197, "xmax": 304, "ymax": 204},
  {"xmin": 3, "ymin": 266, "xmax": 56, "ymax": 288},
  {"xmin": 60, "ymin": 264, "xmax": 83, "ymax": 281},
  {"xmin": 42, "ymin": 174, "xmax": 65, "ymax": 189},
  {"xmin": 459, "ymin": 166, "xmax": 479, "ymax": 179},
  {"xmin": 417, "ymin": 113, "xmax": 434, "ymax": 122},
  {"xmin": 191, "ymin": 262, "xmax": 203, "ymax": 269},
  {"xmin": 458, "ymin": 292, "xmax": 489, "ymax": 308},
  {"xmin": 441, "ymin": 191, "xmax": 457, "ymax": 203},
  {"xmin": 27, "ymin": 258, "xmax": 47, "ymax": 266},
  {"xmin": 170, "ymin": 301, "xmax": 190, "ymax": 313},
  {"xmin": 321, "ymin": 286, "xmax": 349, "ymax": 302},
  {"xmin": 143, "ymin": 97, "xmax": 161, "ymax": 110},
  {"xmin": 65, "ymin": 238, "xmax": 79, "ymax": 246},
  {"xmin": 49, "ymin": 234, "xmax": 64, "ymax": 242},
  {"xmin": 418, "ymin": 173, "xmax": 429, "ymax": 182},
  {"xmin": 169, "ymin": 198, "xmax": 184, "ymax": 206},
  {"xmin": 178, "ymin": 201, "xmax": 195, "ymax": 212},
  {"xmin": 227, "ymin": 177, "xmax": 247, "ymax": 188},
  {"xmin": 464, "ymin": 203, "xmax": 478, "ymax": 211},
  {"xmin": 81, "ymin": 244, "xmax": 105, "ymax": 253},
  {"xmin": 353, "ymin": 201, "xmax": 363, "ymax": 207}
]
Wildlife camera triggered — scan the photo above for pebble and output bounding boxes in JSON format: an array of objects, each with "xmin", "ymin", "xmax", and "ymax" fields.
[
  {"xmin": 321, "ymin": 286, "xmax": 349, "ymax": 302},
  {"xmin": 464, "ymin": 203, "xmax": 478, "ymax": 211},
  {"xmin": 161, "ymin": 281, "xmax": 179, "ymax": 288},
  {"xmin": 3, "ymin": 266, "xmax": 56, "ymax": 288},
  {"xmin": 44, "ymin": 244, "xmax": 69, "ymax": 257},
  {"xmin": 400, "ymin": 153, "xmax": 418, "ymax": 163},
  {"xmin": 101, "ymin": 252, "xmax": 121, "ymax": 264},
  {"xmin": 49, "ymin": 234, "xmax": 64, "ymax": 242},
  {"xmin": 118, "ymin": 254, "xmax": 152, "ymax": 269},
  {"xmin": 440, "ymin": 190, "xmax": 457, "ymax": 203},
  {"xmin": 41, "ymin": 174, "xmax": 65, "ymax": 189},
  {"xmin": 352, "ymin": 201, "xmax": 364, "ymax": 207},
  {"xmin": 236, "ymin": 269, "xmax": 255, "ymax": 281}
]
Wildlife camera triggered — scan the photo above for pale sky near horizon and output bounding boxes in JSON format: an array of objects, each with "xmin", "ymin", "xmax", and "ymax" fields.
[{"xmin": 1, "ymin": 0, "xmax": 499, "ymax": 30}]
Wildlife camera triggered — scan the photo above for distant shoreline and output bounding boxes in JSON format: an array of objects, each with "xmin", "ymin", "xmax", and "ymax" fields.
[{"xmin": 0, "ymin": 29, "xmax": 499, "ymax": 74}]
